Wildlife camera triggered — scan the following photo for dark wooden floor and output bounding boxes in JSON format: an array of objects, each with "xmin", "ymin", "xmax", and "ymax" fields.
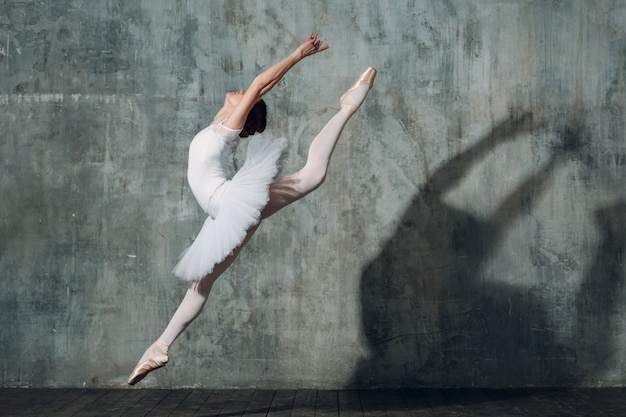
[{"xmin": 2, "ymin": 387, "xmax": 626, "ymax": 417}]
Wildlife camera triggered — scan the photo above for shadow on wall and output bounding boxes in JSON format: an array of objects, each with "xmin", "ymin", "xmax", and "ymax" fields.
[
  {"xmin": 576, "ymin": 201, "xmax": 626, "ymax": 380},
  {"xmin": 352, "ymin": 112, "xmax": 625, "ymax": 387}
]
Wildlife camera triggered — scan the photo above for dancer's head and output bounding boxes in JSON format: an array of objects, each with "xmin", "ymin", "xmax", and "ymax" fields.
[
  {"xmin": 241, "ymin": 99, "xmax": 267, "ymax": 138},
  {"xmin": 225, "ymin": 90, "xmax": 267, "ymax": 138}
]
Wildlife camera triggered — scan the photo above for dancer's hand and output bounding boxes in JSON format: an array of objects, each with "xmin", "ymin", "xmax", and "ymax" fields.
[{"xmin": 297, "ymin": 33, "xmax": 329, "ymax": 58}]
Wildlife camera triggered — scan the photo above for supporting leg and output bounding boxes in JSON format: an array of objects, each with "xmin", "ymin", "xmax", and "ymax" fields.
[{"xmin": 127, "ymin": 225, "xmax": 259, "ymax": 385}]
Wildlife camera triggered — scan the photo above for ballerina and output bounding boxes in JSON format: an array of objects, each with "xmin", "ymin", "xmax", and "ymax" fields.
[{"xmin": 127, "ymin": 33, "xmax": 376, "ymax": 385}]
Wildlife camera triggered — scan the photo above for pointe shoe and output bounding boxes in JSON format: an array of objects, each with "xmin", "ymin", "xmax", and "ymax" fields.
[
  {"xmin": 340, "ymin": 67, "xmax": 377, "ymax": 115},
  {"xmin": 127, "ymin": 340, "xmax": 169, "ymax": 385},
  {"xmin": 127, "ymin": 356, "xmax": 168, "ymax": 385}
]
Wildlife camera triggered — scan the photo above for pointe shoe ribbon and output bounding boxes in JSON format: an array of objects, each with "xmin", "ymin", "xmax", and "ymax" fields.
[
  {"xmin": 340, "ymin": 67, "xmax": 377, "ymax": 115},
  {"xmin": 127, "ymin": 354, "xmax": 168, "ymax": 385}
]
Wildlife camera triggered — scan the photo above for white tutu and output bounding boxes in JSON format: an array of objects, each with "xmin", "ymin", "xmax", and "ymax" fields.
[{"xmin": 173, "ymin": 134, "xmax": 289, "ymax": 281}]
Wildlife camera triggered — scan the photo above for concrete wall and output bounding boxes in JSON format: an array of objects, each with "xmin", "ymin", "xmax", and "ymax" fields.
[{"xmin": 1, "ymin": 0, "xmax": 625, "ymax": 388}]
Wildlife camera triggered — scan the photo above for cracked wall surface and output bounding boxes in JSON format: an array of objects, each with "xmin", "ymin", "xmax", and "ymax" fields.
[{"xmin": 1, "ymin": 0, "xmax": 626, "ymax": 388}]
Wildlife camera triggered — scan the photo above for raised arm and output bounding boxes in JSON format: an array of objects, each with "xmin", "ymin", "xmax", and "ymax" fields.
[{"xmin": 222, "ymin": 33, "xmax": 328, "ymax": 131}]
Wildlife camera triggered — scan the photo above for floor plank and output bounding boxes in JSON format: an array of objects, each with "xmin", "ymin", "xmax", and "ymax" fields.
[
  {"xmin": 291, "ymin": 389, "xmax": 317, "ymax": 417},
  {"xmin": 242, "ymin": 389, "xmax": 275, "ymax": 416},
  {"xmin": 73, "ymin": 389, "xmax": 137, "ymax": 417},
  {"xmin": 213, "ymin": 389, "xmax": 255, "ymax": 417},
  {"xmin": 398, "ymin": 389, "xmax": 434, "ymax": 416},
  {"xmin": 198, "ymin": 389, "xmax": 237, "ymax": 416},
  {"xmin": 360, "ymin": 389, "xmax": 387, "ymax": 416},
  {"xmin": 266, "ymin": 389, "xmax": 296, "ymax": 417},
  {"xmin": 60, "ymin": 389, "xmax": 113, "ymax": 417},
  {"xmin": 2, "ymin": 388, "xmax": 626, "ymax": 417},
  {"xmin": 382, "ymin": 389, "xmax": 415, "ymax": 417},
  {"xmin": 169, "ymin": 389, "xmax": 213, "ymax": 416},
  {"xmin": 315, "ymin": 390, "xmax": 339, "ymax": 417},
  {"xmin": 124, "ymin": 389, "xmax": 177, "ymax": 417},
  {"xmin": 338, "ymin": 389, "xmax": 363, "ymax": 417},
  {"xmin": 14, "ymin": 388, "xmax": 74, "ymax": 416},
  {"xmin": 144, "ymin": 389, "xmax": 193, "ymax": 417}
]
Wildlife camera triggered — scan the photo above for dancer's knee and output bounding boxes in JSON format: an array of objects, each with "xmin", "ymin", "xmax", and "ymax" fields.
[{"xmin": 300, "ymin": 164, "xmax": 327, "ymax": 192}]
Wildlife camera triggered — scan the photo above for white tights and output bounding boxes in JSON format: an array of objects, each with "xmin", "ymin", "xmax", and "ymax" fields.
[{"xmin": 139, "ymin": 85, "xmax": 370, "ymax": 360}]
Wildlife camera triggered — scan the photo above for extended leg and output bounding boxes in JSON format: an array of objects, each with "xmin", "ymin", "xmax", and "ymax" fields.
[{"xmin": 262, "ymin": 67, "xmax": 376, "ymax": 218}]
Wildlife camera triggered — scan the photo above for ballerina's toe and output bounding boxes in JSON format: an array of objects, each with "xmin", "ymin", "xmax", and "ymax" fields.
[
  {"xmin": 127, "ymin": 355, "xmax": 168, "ymax": 385},
  {"xmin": 340, "ymin": 67, "xmax": 377, "ymax": 115}
]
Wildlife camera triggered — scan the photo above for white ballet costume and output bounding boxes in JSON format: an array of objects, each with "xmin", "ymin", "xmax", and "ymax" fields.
[
  {"xmin": 172, "ymin": 123, "xmax": 288, "ymax": 281},
  {"xmin": 128, "ymin": 69, "xmax": 375, "ymax": 385}
]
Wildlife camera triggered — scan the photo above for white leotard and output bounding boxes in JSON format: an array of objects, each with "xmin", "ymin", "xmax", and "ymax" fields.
[
  {"xmin": 187, "ymin": 123, "xmax": 240, "ymax": 218},
  {"xmin": 173, "ymin": 125, "xmax": 289, "ymax": 281}
]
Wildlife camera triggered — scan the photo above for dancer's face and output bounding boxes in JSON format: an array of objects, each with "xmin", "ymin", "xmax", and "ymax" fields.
[{"xmin": 225, "ymin": 90, "xmax": 245, "ymax": 107}]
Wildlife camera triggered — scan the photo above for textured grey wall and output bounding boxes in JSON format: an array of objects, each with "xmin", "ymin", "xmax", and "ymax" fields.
[{"xmin": 1, "ymin": 0, "xmax": 626, "ymax": 389}]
